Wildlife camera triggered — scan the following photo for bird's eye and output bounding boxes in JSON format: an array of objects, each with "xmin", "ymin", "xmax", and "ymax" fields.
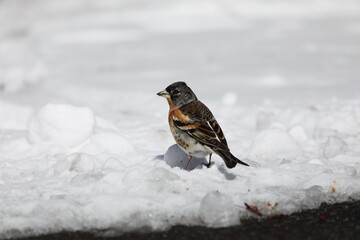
[{"xmin": 172, "ymin": 89, "xmax": 179, "ymax": 95}]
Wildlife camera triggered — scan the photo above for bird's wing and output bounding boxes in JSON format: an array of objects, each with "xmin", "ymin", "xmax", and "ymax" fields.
[{"xmin": 172, "ymin": 101, "xmax": 229, "ymax": 151}]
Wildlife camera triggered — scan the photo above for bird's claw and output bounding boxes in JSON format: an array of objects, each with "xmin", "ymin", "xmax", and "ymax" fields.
[{"xmin": 202, "ymin": 161, "xmax": 214, "ymax": 168}]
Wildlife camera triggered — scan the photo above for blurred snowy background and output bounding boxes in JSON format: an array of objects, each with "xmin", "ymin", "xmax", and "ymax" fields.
[
  {"xmin": 1, "ymin": 0, "xmax": 360, "ymax": 99},
  {"xmin": 0, "ymin": 0, "xmax": 360, "ymax": 238}
]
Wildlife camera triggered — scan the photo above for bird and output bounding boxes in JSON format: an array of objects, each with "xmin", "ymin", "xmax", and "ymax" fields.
[{"xmin": 157, "ymin": 81, "xmax": 249, "ymax": 169}]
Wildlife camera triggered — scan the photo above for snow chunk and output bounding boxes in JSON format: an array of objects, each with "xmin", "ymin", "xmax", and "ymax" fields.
[
  {"xmin": 27, "ymin": 104, "xmax": 95, "ymax": 148},
  {"xmin": 199, "ymin": 192, "xmax": 239, "ymax": 227},
  {"xmin": 250, "ymin": 129, "xmax": 302, "ymax": 163},
  {"xmin": 322, "ymin": 136, "xmax": 348, "ymax": 159},
  {"xmin": 315, "ymin": 114, "xmax": 359, "ymax": 138},
  {"xmin": 164, "ymin": 144, "xmax": 207, "ymax": 170},
  {"xmin": 68, "ymin": 153, "xmax": 96, "ymax": 172},
  {"xmin": 81, "ymin": 132, "xmax": 134, "ymax": 155},
  {"xmin": 289, "ymin": 125, "xmax": 308, "ymax": 142},
  {"xmin": 52, "ymin": 154, "xmax": 71, "ymax": 175}
]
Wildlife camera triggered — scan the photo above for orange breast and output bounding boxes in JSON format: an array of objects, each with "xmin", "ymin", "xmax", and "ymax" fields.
[{"xmin": 166, "ymin": 98, "xmax": 192, "ymax": 126}]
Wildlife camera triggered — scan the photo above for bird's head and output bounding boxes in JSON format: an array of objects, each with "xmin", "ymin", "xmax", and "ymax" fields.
[{"xmin": 157, "ymin": 81, "xmax": 197, "ymax": 107}]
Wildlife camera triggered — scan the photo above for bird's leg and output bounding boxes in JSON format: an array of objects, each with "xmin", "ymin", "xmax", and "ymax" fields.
[
  {"xmin": 202, "ymin": 154, "xmax": 213, "ymax": 168},
  {"xmin": 185, "ymin": 155, "xmax": 193, "ymax": 170}
]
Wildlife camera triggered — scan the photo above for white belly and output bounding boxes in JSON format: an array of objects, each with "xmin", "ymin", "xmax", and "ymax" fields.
[{"xmin": 171, "ymin": 126, "xmax": 213, "ymax": 158}]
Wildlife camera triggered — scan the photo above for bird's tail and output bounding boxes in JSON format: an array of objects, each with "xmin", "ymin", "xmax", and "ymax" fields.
[{"xmin": 216, "ymin": 150, "xmax": 249, "ymax": 168}]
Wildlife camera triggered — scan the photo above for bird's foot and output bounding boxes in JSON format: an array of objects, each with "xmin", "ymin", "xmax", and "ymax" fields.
[{"xmin": 202, "ymin": 161, "xmax": 214, "ymax": 168}]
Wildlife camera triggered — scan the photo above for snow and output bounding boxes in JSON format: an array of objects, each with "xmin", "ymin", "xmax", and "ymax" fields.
[
  {"xmin": 68, "ymin": 153, "xmax": 96, "ymax": 173},
  {"xmin": 81, "ymin": 132, "xmax": 135, "ymax": 155},
  {"xmin": 250, "ymin": 128, "xmax": 302, "ymax": 164},
  {"xmin": 322, "ymin": 136, "xmax": 348, "ymax": 159},
  {"xmin": 27, "ymin": 103, "xmax": 95, "ymax": 148},
  {"xmin": 0, "ymin": 0, "xmax": 360, "ymax": 238}
]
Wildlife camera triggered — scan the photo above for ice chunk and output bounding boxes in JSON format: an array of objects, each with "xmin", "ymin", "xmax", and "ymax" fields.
[
  {"xmin": 27, "ymin": 104, "xmax": 95, "ymax": 148},
  {"xmin": 199, "ymin": 192, "xmax": 239, "ymax": 227},
  {"xmin": 164, "ymin": 144, "xmax": 207, "ymax": 170},
  {"xmin": 303, "ymin": 185, "xmax": 323, "ymax": 209},
  {"xmin": 322, "ymin": 136, "xmax": 348, "ymax": 159},
  {"xmin": 250, "ymin": 128, "xmax": 302, "ymax": 163},
  {"xmin": 81, "ymin": 132, "xmax": 134, "ymax": 155}
]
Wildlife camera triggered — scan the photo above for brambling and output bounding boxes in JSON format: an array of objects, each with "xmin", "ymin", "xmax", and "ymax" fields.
[{"xmin": 157, "ymin": 81, "xmax": 249, "ymax": 169}]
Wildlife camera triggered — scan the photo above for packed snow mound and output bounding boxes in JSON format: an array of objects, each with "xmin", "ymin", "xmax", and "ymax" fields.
[
  {"xmin": 164, "ymin": 144, "xmax": 207, "ymax": 170},
  {"xmin": 250, "ymin": 128, "xmax": 302, "ymax": 163},
  {"xmin": 27, "ymin": 104, "xmax": 95, "ymax": 148}
]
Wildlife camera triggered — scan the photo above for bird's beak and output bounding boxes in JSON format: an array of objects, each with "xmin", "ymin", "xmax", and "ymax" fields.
[{"xmin": 157, "ymin": 89, "xmax": 170, "ymax": 98}]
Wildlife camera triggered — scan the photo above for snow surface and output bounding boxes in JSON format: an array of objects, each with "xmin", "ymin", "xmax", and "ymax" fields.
[{"xmin": 1, "ymin": 0, "xmax": 360, "ymax": 238}]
